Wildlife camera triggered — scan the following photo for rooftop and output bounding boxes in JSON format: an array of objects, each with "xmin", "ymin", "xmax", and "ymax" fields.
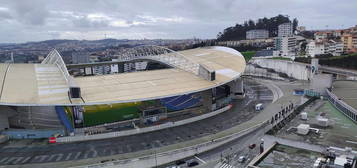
[
  {"xmin": 0, "ymin": 46, "xmax": 246, "ymax": 106},
  {"xmin": 332, "ymin": 80, "xmax": 357, "ymax": 110},
  {"xmin": 272, "ymin": 99, "xmax": 357, "ymax": 150}
]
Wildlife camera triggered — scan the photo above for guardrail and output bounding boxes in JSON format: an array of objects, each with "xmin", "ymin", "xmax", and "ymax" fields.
[
  {"xmin": 326, "ymin": 89, "xmax": 357, "ymax": 123},
  {"xmin": 56, "ymin": 105, "xmax": 232, "ymax": 143}
]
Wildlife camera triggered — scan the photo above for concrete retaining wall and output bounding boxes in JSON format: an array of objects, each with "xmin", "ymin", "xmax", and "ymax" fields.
[
  {"xmin": 251, "ymin": 59, "xmax": 311, "ymax": 80},
  {"xmin": 57, "ymin": 105, "xmax": 232, "ymax": 143}
]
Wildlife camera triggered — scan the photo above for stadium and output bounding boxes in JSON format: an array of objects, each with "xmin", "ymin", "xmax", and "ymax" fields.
[{"xmin": 0, "ymin": 46, "xmax": 246, "ymax": 139}]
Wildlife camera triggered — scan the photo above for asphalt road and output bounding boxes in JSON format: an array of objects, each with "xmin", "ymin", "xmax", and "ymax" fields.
[{"xmin": 0, "ymin": 79, "xmax": 273, "ymax": 166}]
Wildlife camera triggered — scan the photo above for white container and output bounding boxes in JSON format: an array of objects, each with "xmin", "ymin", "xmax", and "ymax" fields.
[
  {"xmin": 297, "ymin": 124, "xmax": 310, "ymax": 135},
  {"xmin": 317, "ymin": 118, "xmax": 328, "ymax": 127},
  {"xmin": 301, "ymin": 112, "xmax": 308, "ymax": 120}
]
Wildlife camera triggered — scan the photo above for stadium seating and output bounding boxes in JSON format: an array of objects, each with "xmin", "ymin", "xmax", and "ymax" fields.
[
  {"xmin": 55, "ymin": 106, "xmax": 74, "ymax": 133},
  {"xmin": 160, "ymin": 94, "xmax": 201, "ymax": 111}
]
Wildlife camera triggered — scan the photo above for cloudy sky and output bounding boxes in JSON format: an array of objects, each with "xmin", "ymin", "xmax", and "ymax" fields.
[{"xmin": 0, "ymin": 0, "xmax": 356, "ymax": 43}]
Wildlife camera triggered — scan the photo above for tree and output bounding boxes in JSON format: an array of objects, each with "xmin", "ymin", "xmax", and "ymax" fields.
[
  {"xmin": 293, "ymin": 18, "xmax": 298, "ymax": 32},
  {"xmin": 217, "ymin": 15, "xmax": 298, "ymax": 41}
]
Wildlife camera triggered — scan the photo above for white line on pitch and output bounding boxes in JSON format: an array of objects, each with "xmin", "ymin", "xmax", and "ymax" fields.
[{"xmin": 194, "ymin": 155, "xmax": 206, "ymax": 164}]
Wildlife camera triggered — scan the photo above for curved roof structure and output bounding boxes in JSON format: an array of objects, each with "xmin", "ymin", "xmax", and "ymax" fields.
[{"xmin": 0, "ymin": 46, "xmax": 245, "ymax": 106}]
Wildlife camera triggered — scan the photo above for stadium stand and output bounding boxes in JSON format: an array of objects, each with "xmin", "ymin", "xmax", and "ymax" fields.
[
  {"xmin": 160, "ymin": 94, "xmax": 201, "ymax": 111},
  {"xmin": 55, "ymin": 106, "xmax": 74, "ymax": 133}
]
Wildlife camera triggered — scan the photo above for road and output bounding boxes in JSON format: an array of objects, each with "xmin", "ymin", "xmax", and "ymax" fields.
[{"xmin": 0, "ymin": 79, "xmax": 273, "ymax": 166}]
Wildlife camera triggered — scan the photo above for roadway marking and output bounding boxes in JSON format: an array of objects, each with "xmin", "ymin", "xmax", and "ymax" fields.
[
  {"xmin": 65, "ymin": 153, "xmax": 73, "ymax": 161},
  {"xmin": 6, "ymin": 157, "xmax": 23, "ymax": 165},
  {"xmin": 245, "ymin": 100, "xmax": 252, "ymax": 106},
  {"xmin": 48, "ymin": 154, "xmax": 63, "ymax": 162},
  {"xmin": 0, "ymin": 157, "xmax": 8, "ymax": 164},
  {"xmin": 73, "ymin": 152, "xmax": 82, "ymax": 160},
  {"xmin": 33, "ymin": 155, "xmax": 48, "ymax": 162},
  {"xmin": 20, "ymin": 157, "xmax": 31, "ymax": 164},
  {"xmin": 219, "ymin": 162, "xmax": 235, "ymax": 168},
  {"xmin": 194, "ymin": 155, "xmax": 206, "ymax": 164}
]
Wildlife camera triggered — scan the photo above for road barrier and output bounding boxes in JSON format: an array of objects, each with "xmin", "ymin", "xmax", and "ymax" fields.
[{"xmin": 56, "ymin": 105, "xmax": 232, "ymax": 143}]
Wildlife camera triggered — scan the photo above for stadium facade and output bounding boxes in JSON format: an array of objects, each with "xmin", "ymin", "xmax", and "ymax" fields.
[{"xmin": 0, "ymin": 46, "xmax": 246, "ymax": 139}]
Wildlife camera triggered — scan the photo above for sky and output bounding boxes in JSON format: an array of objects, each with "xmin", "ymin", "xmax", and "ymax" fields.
[{"xmin": 0, "ymin": 0, "xmax": 356, "ymax": 43}]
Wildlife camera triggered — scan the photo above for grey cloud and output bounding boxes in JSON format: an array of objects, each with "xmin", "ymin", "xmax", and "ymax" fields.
[
  {"xmin": 72, "ymin": 16, "xmax": 110, "ymax": 28},
  {"xmin": 0, "ymin": 10, "xmax": 12, "ymax": 20},
  {"xmin": 0, "ymin": 0, "xmax": 356, "ymax": 43},
  {"xmin": 7, "ymin": 0, "xmax": 49, "ymax": 25}
]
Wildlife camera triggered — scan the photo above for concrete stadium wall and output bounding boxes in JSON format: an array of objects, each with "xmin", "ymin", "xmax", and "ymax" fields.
[
  {"xmin": 56, "ymin": 105, "xmax": 232, "ymax": 143},
  {"xmin": 250, "ymin": 59, "xmax": 311, "ymax": 80},
  {"xmin": 0, "ymin": 112, "xmax": 9, "ymax": 131}
]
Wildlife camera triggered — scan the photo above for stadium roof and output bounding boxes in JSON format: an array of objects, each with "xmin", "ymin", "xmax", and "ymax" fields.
[{"xmin": 0, "ymin": 46, "xmax": 246, "ymax": 106}]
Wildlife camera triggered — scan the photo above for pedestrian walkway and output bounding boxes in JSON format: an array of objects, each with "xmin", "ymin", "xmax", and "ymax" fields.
[{"xmin": 215, "ymin": 162, "xmax": 236, "ymax": 168}]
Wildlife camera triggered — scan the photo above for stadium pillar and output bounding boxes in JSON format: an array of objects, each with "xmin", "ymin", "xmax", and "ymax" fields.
[
  {"xmin": 118, "ymin": 62, "xmax": 124, "ymax": 73},
  {"xmin": 230, "ymin": 79, "xmax": 244, "ymax": 99}
]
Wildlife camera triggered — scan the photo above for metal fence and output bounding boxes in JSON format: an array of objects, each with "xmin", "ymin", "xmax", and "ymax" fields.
[{"xmin": 326, "ymin": 89, "xmax": 357, "ymax": 123}]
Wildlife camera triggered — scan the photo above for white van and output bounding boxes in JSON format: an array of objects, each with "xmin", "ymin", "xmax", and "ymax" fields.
[{"xmin": 255, "ymin": 103, "xmax": 263, "ymax": 111}]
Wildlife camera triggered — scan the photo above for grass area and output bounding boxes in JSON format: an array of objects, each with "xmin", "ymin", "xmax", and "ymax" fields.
[
  {"xmin": 295, "ymin": 52, "xmax": 357, "ymax": 70},
  {"xmin": 269, "ymin": 57, "xmax": 292, "ymax": 61},
  {"xmin": 326, "ymin": 52, "xmax": 357, "ymax": 60},
  {"xmin": 83, "ymin": 102, "xmax": 142, "ymax": 127},
  {"xmin": 241, "ymin": 51, "xmax": 256, "ymax": 62}
]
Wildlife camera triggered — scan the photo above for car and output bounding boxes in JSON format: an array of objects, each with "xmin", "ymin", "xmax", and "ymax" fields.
[
  {"xmin": 166, "ymin": 166, "xmax": 180, "ymax": 168},
  {"xmin": 187, "ymin": 160, "xmax": 199, "ymax": 167},
  {"xmin": 175, "ymin": 160, "xmax": 186, "ymax": 166},
  {"xmin": 237, "ymin": 156, "xmax": 246, "ymax": 163}
]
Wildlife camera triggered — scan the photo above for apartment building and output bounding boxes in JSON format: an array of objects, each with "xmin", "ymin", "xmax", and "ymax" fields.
[
  {"xmin": 278, "ymin": 22, "xmax": 293, "ymax": 37},
  {"xmin": 246, "ymin": 29, "xmax": 269, "ymax": 39}
]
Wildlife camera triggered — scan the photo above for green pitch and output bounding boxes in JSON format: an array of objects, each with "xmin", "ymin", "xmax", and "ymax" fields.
[{"xmin": 83, "ymin": 102, "xmax": 141, "ymax": 127}]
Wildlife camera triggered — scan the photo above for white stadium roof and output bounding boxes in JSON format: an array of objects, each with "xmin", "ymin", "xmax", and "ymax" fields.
[{"xmin": 0, "ymin": 46, "xmax": 246, "ymax": 106}]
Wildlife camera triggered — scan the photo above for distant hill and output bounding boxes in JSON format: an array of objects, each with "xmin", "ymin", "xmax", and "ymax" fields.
[
  {"xmin": 0, "ymin": 38, "xmax": 196, "ymax": 51},
  {"xmin": 217, "ymin": 14, "xmax": 298, "ymax": 41}
]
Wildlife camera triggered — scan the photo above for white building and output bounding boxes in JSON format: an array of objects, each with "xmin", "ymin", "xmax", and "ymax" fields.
[
  {"xmin": 325, "ymin": 40, "xmax": 343, "ymax": 56},
  {"xmin": 72, "ymin": 51, "xmax": 90, "ymax": 64},
  {"xmin": 278, "ymin": 22, "xmax": 293, "ymax": 37},
  {"xmin": 306, "ymin": 40, "xmax": 343, "ymax": 57},
  {"xmin": 246, "ymin": 29, "xmax": 269, "ymax": 39},
  {"xmin": 123, "ymin": 61, "xmax": 148, "ymax": 72},
  {"xmin": 274, "ymin": 36, "xmax": 297, "ymax": 57},
  {"xmin": 93, "ymin": 65, "xmax": 111, "ymax": 75},
  {"xmin": 306, "ymin": 41, "xmax": 325, "ymax": 57}
]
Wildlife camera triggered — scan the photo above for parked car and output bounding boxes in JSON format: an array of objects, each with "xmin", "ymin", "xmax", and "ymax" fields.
[
  {"xmin": 187, "ymin": 160, "xmax": 199, "ymax": 167},
  {"xmin": 175, "ymin": 160, "xmax": 186, "ymax": 166}
]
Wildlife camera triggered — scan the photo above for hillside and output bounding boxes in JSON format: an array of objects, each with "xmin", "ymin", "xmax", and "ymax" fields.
[{"xmin": 217, "ymin": 14, "xmax": 298, "ymax": 41}]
